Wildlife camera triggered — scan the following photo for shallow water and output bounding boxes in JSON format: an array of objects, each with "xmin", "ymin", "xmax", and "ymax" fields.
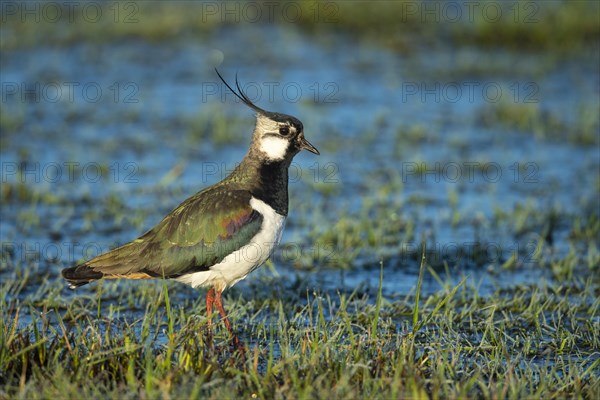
[{"xmin": 1, "ymin": 26, "xmax": 599, "ymax": 306}]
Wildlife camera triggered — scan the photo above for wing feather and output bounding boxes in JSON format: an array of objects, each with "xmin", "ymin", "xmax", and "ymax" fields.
[{"xmin": 64, "ymin": 189, "xmax": 264, "ymax": 283}]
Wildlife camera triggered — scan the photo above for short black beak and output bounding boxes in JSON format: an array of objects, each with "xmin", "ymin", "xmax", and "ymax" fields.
[{"xmin": 299, "ymin": 136, "xmax": 320, "ymax": 155}]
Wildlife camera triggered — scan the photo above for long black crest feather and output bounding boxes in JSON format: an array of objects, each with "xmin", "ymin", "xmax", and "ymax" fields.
[{"xmin": 215, "ymin": 68, "xmax": 266, "ymax": 115}]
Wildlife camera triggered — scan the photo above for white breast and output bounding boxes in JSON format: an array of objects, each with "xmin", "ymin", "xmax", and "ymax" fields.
[{"xmin": 176, "ymin": 197, "xmax": 286, "ymax": 291}]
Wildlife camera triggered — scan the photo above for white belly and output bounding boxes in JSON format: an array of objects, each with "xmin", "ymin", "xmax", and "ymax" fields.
[{"xmin": 176, "ymin": 197, "xmax": 286, "ymax": 291}]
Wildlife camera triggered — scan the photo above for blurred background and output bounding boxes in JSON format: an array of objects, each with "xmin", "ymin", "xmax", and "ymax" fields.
[{"xmin": 1, "ymin": 1, "xmax": 599, "ymax": 301}]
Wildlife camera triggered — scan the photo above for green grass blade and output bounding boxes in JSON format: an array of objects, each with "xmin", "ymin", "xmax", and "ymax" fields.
[
  {"xmin": 413, "ymin": 245, "xmax": 426, "ymax": 333},
  {"xmin": 371, "ymin": 260, "xmax": 384, "ymax": 339}
]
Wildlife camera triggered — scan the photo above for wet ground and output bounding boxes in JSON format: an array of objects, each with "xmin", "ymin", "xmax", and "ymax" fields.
[
  {"xmin": 1, "ymin": 25, "xmax": 599, "ymax": 313},
  {"xmin": 1, "ymin": 5, "xmax": 599, "ymax": 397}
]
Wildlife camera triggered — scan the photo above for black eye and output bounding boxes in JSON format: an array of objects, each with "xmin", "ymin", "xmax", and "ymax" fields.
[{"xmin": 279, "ymin": 126, "xmax": 290, "ymax": 136}]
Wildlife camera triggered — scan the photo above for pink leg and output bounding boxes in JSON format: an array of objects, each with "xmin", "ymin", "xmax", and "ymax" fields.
[
  {"xmin": 204, "ymin": 288, "xmax": 216, "ymax": 347},
  {"xmin": 206, "ymin": 287, "xmax": 215, "ymax": 327},
  {"xmin": 213, "ymin": 289, "xmax": 245, "ymax": 352}
]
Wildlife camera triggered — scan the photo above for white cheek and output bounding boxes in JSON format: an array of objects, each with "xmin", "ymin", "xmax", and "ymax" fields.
[{"xmin": 260, "ymin": 137, "xmax": 289, "ymax": 160}]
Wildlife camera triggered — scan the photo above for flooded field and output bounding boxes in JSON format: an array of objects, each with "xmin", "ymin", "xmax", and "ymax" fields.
[{"xmin": 1, "ymin": 2, "xmax": 599, "ymax": 398}]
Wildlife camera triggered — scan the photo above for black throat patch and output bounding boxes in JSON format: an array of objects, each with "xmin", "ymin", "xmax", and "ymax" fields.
[{"xmin": 252, "ymin": 161, "xmax": 289, "ymax": 216}]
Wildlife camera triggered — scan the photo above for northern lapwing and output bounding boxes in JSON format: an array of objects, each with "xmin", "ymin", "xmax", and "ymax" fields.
[{"xmin": 62, "ymin": 69, "xmax": 319, "ymax": 349}]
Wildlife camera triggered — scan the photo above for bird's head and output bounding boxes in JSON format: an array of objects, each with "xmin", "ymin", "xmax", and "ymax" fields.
[{"xmin": 216, "ymin": 69, "xmax": 319, "ymax": 163}]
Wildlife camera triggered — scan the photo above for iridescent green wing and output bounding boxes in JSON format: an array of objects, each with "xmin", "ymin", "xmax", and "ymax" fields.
[{"xmin": 85, "ymin": 188, "xmax": 263, "ymax": 278}]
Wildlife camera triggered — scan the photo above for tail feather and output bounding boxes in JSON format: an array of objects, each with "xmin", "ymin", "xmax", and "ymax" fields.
[
  {"xmin": 61, "ymin": 264, "xmax": 103, "ymax": 289},
  {"xmin": 61, "ymin": 240, "xmax": 146, "ymax": 288}
]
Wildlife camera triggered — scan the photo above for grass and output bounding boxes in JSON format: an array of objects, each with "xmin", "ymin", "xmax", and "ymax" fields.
[
  {"xmin": 2, "ymin": 1, "xmax": 598, "ymax": 396},
  {"xmin": 2, "ymin": 189, "xmax": 599, "ymax": 399},
  {"xmin": 478, "ymin": 101, "xmax": 600, "ymax": 146},
  {"xmin": 2, "ymin": 93, "xmax": 598, "ymax": 396},
  {"xmin": 303, "ymin": 1, "xmax": 599, "ymax": 55},
  {"xmin": 2, "ymin": 1, "xmax": 598, "ymax": 54},
  {"xmin": 1, "ymin": 2, "xmax": 220, "ymax": 51},
  {"xmin": 1, "ymin": 251, "xmax": 598, "ymax": 398},
  {"xmin": 1, "ymin": 177, "xmax": 598, "ymax": 398}
]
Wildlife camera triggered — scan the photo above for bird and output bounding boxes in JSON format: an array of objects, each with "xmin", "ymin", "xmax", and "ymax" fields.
[{"xmin": 61, "ymin": 69, "xmax": 319, "ymax": 350}]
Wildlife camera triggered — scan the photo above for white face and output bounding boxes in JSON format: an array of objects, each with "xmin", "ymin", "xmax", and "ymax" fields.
[
  {"xmin": 255, "ymin": 114, "xmax": 296, "ymax": 161},
  {"xmin": 260, "ymin": 136, "xmax": 289, "ymax": 161}
]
